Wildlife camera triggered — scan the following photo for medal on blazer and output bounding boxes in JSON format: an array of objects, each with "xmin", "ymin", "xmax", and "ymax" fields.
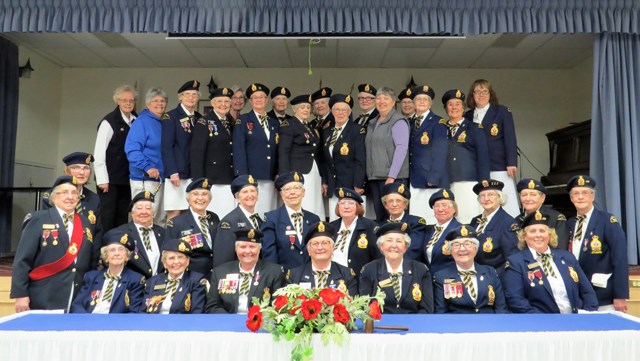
[
  {"xmin": 420, "ymin": 131, "xmax": 429, "ymax": 145},
  {"xmin": 125, "ymin": 290, "xmax": 130, "ymax": 307},
  {"xmin": 590, "ymin": 235, "xmax": 602, "ymax": 254},
  {"xmin": 286, "ymin": 226, "xmax": 296, "ymax": 250},
  {"xmin": 87, "ymin": 210, "xmax": 97, "ymax": 224},
  {"xmin": 490, "ymin": 123, "xmax": 499, "ymax": 136},
  {"xmin": 86, "ymin": 228, "xmax": 93, "ymax": 242},
  {"xmin": 90, "ymin": 290, "xmax": 101, "ymax": 305},
  {"xmin": 247, "ymin": 122, "xmax": 254, "ymax": 135},
  {"xmin": 488, "ymin": 285, "xmax": 495, "ymax": 305},
  {"xmin": 340, "ymin": 143, "xmax": 349, "ymax": 156},
  {"xmin": 262, "ymin": 287, "xmax": 271, "ymax": 302},
  {"xmin": 51, "ymin": 228, "xmax": 59, "ymax": 246},
  {"xmin": 357, "ymin": 234, "xmax": 368, "ymax": 249},
  {"xmin": 527, "ymin": 271, "xmax": 536, "ymax": 287},
  {"xmin": 412, "ymin": 283, "xmax": 422, "ymax": 301},
  {"xmin": 457, "ymin": 131, "xmax": 467, "ymax": 143},
  {"xmin": 254, "ymin": 271, "xmax": 261, "ymax": 286},
  {"xmin": 482, "ymin": 237, "xmax": 493, "ymax": 253},
  {"xmin": 568, "ymin": 267, "xmax": 579, "ymax": 283},
  {"xmin": 304, "ymin": 132, "xmax": 310, "ymax": 144},
  {"xmin": 337, "ymin": 280, "xmax": 347, "ymax": 294},
  {"xmin": 534, "ymin": 269, "xmax": 543, "ymax": 285},
  {"xmin": 185, "ymin": 293, "xmax": 192, "ymax": 312},
  {"xmin": 442, "ymin": 241, "xmax": 451, "ymax": 256},
  {"xmin": 208, "ymin": 123, "xmax": 214, "ymax": 137},
  {"xmin": 180, "ymin": 117, "xmax": 192, "ymax": 133}
]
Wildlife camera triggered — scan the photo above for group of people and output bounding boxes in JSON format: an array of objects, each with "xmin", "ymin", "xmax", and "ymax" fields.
[
  {"xmin": 11, "ymin": 154, "xmax": 629, "ymax": 315},
  {"xmin": 91, "ymin": 78, "xmax": 520, "ymax": 235}
]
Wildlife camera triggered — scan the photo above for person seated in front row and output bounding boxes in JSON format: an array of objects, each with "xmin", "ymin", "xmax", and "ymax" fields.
[
  {"xmin": 286, "ymin": 221, "xmax": 358, "ymax": 296},
  {"xmin": 205, "ymin": 229, "xmax": 285, "ymax": 314},
  {"xmin": 143, "ymin": 238, "xmax": 206, "ymax": 314},
  {"xmin": 433, "ymin": 225, "xmax": 508, "ymax": 314},
  {"xmin": 503, "ymin": 211, "xmax": 598, "ymax": 313},
  {"xmin": 359, "ymin": 222, "xmax": 434, "ymax": 314},
  {"xmin": 71, "ymin": 228, "xmax": 145, "ymax": 313}
]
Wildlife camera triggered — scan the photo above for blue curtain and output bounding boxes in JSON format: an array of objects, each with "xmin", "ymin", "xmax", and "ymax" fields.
[
  {"xmin": 590, "ymin": 32, "xmax": 640, "ymax": 264},
  {"xmin": 0, "ymin": 35, "xmax": 18, "ymax": 254},
  {"xmin": 1, "ymin": 0, "xmax": 639, "ymax": 35}
]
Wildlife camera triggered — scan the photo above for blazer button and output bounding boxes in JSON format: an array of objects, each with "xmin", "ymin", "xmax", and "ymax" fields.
[
  {"xmin": 475, "ymin": 308, "xmax": 479, "ymax": 313},
  {"xmin": 267, "ymin": 145, "xmax": 271, "ymax": 148},
  {"xmin": 299, "ymin": 251, "xmax": 303, "ymax": 255},
  {"xmin": 453, "ymin": 157, "xmax": 457, "ymax": 161},
  {"xmin": 348, "ymin": 259, "xmax": 351, "ymax": 263},
  {"xmin": 311, "ymin": 153, "xmax": 314, "ymax": 156},
  {"xmin": 267, "ymin": 156, "xmax": 271, "ymax": 160},
  {"xmin": 71, "ymin": 268, "xmax": 76, "ymax": 272},
  {"xmin": 148, "ymin": 268, "xmax": 152, "ymax": 273}
]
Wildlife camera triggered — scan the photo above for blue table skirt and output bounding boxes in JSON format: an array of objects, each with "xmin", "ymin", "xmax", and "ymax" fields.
[{"xmin": 1, "ymin": 313, "xmax": 639, "ymax": 333}]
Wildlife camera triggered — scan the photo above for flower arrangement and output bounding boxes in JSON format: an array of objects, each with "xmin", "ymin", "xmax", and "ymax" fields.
[{"xmin": 246, "ymin": 284, "xmax": 385, "ymax": 361}]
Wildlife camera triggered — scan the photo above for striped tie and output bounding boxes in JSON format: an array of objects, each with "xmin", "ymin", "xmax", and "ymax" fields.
[
  {"xmin": 426, "ymin": 226, "xmax": 443, "ymax": 249},
  {"xmin": 390, "ymin": 272, "xmax": 402, "ymax": 300},
  {"xmin": 292, "ymin": 212, "xmax": 303, "ymax": 235},
  {"xmin": 101, "ymin": 273, "xmax": 121, "ymax": 303},
  {"xmin": 329, "ymin": 127, "xmax": 342, "ymax": 146},
  {"xmin": 140, "ymin": 227, "xmax": 152, "ymax": 250},
  {"xmin": 573, "ymin": 215, "xmax": 586, "ymax": 246},
  {"xmin": 448, "ymin": 123, "xmax": 459, "ymax": 138},
  {"xmin": 75, "ymin": 194, "xmax": 85, "ymax": 214},
  {"xmin": 314, "ymin": 270, "xmax": 329, "ymax": 289},
  {"xmin": 476, "ymin": 217, "xmax": 488, "ymax": 234},
  {"xmin": 164, "ymin": 279, "xmax": 179, "ymax": 301},
  {"xmin": 414, "ymin": 115, "xmax": 422, "ymax": 130},
  {"xmin": 250, "ymin": 213, "xmax": 261, "ymax": 229},
  {"xmin": 334, "ymin": 229, "xmax": 351, "ymax": 252},
  {"xmin": 537, "ymin": 252, "xmax": 557, "ymax": 278},
  {"xmin": 199, "ymin": 215, "xmax": 210, "ymax": 244},
  {"xmin": 239, "ymin": 271, "xmax": 254, "ymax": 295},
  {"xmin": 258, "ymin": 114, "xmax": 269, "ymax": 129},
  {"xmin": 63, "ymin": 213, "xmax": 73, "ymax": 233},
  {"xmin": 459, "ymin": 270, "xmax": 477, "ymax": 301}
]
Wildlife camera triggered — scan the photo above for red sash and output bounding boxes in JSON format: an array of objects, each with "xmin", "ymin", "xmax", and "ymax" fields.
[{"xmin": 29, "ymin": 214, "xmax": 85, "ymax": 281}]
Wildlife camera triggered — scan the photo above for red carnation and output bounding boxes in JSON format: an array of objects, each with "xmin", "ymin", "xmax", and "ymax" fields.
[
  {"xmin": 289, "ymin": 294, "xmax": 308, "ymax": 315},
  {"xmin": 332, "ymin": 303, "xmax": 350, "ymax": 324},
  {"xmin": 319, "ymin": 288, "xmax": 345, "ymax": 306},
  {"xmin": 301, "ymin": 299, "xmax": 323, "ymax": 320},
  {"xmin": 246, "ymin": 305, "xmax": 263, "ymax": 332},
  {"xmin": 368, "ymin": 300, "xmax": 382, "ymax": 320},
  {"xmin": 273, "ymin": 295, "xmax": 289, "ymax": 311}
]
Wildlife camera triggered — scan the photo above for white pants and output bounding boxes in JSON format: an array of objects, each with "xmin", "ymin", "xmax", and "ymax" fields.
[
  {"xmin": 302, "ymin": 162, "xmax": 326, "ymax": 220},
  {"xmin": 163, "ymin": 178, "xmax": 191, "ymax": 211},
  {"xmin": 409, "ymin": 186, "xmax": 440, "ymax": 225},
  {"xmin": 130, "ymin": 179, "xmax": 166, "ymax": 225},
  {"xmin": 207, "ymin": 184, "xmax": 237, "ymax": 217},
  {"xmin": 450, "ymin": 181, "xmax": 482, "ymax": 224},
  {"xmin": 490, "ymin": 171, "xmax": 520, "ymax": 218},
  {"xmin": 255, "ymin": 180, "xmax": 277, "ymax": 216}
]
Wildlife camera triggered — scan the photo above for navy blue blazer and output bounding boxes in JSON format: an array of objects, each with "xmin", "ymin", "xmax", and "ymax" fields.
[
  {"xmin": 379, "ymin": 213, "xmax": 427, "ymax": 262},
  {"xmin": 409, "ymin": 111, "xmax": 449, "ymax": 189},
  {"xmin": 232, "ymin": 111, "xmax": 279, "ymax": 180},
  {"xmin": 419, "ymin": 218, "xmax": 462, "ymax": 274},
  {"xmin": 261, "ymin": 206, "xmax": 320, "ymax": 271},
  {"xmin": 213, "ymin": 206, "xmax": 263, "ymax": 268},
  {"xmin": 330, "ymin": 216, "xmax": 381, "ymax": 277},
  {"xmin": 143, "ymin": 270, "xmax": 206, "ymax": 313},
  {"xmin": 567, "ymin": 207, "xmax": 629, "ymax": 304},
  {"xmin": 359, "ymin": 258, "xmax": 434, "ymax": 314},
  {"xmin": 107, "ymin": 223, "xmax": 166, "ymax": 279},
  {"xmin": 190, "ymin": 112, "xmax": 234, "ymax": 183},
  {"xmin": 166, "ymin": 210, "xmax": 220, "ymax": 279},
  {"xmin": 70, "ymin": 268, "xmax": 146, "ymax": 313},
  {"xmin": 278, "ymin": 117, "xmax": 323, "ymax": 175},
  {"xmin": 464, "ymin": 104, "xmax": 517, "ymax": 171},
  {"xmin": 205, "ymin": 260, "xmax": 285, "ymax": 314},
  {"xmin": 287, "ymin": 261, "xmax": 359, "ymax": 296},
  {"xmin": 321, "ymin": 120, "xmax": 367, "ymax": 194},
  {"xmin": 470, "ymin": 207, "xmax": 519, "ymax": 275},
  {"xmin": 503, "ymin": 248, "xmax": 599, "ymax": 313},
  {"xmin": 162, "ymin": 104, "xmax": 201, "ymax": 178},
  {"xmin": 517, "ymin": 205, "xmax": 569, "ymax": 251},
  {"xmin": 433, "ymin": 263, "xmax": 508, "ymax": 314},
  {"xmin": 447, "ymin": 119, "xmax": 490, "ymax": 182}
]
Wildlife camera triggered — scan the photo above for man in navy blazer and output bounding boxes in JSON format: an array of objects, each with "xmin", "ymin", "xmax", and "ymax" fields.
[
  {"xmin": 233, "ymin": 83, "xmax": 280, "ymax": 214},
  {"xmin": 419, "ymin": 189, "xmax": 461, "ymax": 274},
  {"xmin": 261, "ymin": 171, "xmax": 320, "ymax": 271},
  {"xmin": 566, "ymin": 175, "xmax": 629, "ymax": 312}
]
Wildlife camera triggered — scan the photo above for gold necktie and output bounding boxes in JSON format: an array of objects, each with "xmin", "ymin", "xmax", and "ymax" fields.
[
  {"xmin": 390, "ymin": 272, "xmax": 402, "ymax": 300},
  {"xmin": 63, "ymin": 213, "xmax": 73, "ymax": 233},
  {"xmin": 140, "ymin": 227, "xmax": 152, "ymax": 251},
  {"xmin": 239, "ymin": 271, "xmax": 254, "ymax": 295},
  {"xmin": 199, "ymin": 215, "xmax": 210, "ymax": 243},
  {"xmin": 573, "ymin": 215, "xmax": 586, "ymax": 245},
  {"xmin": 538, "ymin": 252, "xmax": 557, "ymax": 278},
  {"xmin": 75, "ymin": 194, "xmax": 85, "ymax": 214},
  {"xmin": 459, "ymin": 270, "xmax": 477, "ymax": 301},
  {"xmin": 101, "ymin": 273, "xmax": 121, "ymax": 303},
  {"xmin": 258, "ymin": 114, "xmax": 269, "ymax": 129},
  {"xmin": 313, "ymin": 270, "xmax": 330, "ymax": 289},
  {"xmin": 426, "ymin": 226, "xmax": 443, "ymax": 249},
  {"xmin": 164, "ymin": 278, "xmax": 179, "ymax": 301},
  {"xmin": 250, "ymin": 213, "xmax": 261, "ymax": 229},
  {"xmin": 292, "ymin": 212, "xmax": 303, "ymax": 235},
  {"xmin": 414, "ymin": 115, "xmax": 422, "ymax": 130},
  {"xmin": 329, "ymin": 127, "xmax": 342, "ymax": 146},
  {"xmin": 334, "ymin": 229, "xmax": 351, "ymax": 252},
  {"xmin": 476, "ymin": 217, "xmax": 488, "ymax": 234}
]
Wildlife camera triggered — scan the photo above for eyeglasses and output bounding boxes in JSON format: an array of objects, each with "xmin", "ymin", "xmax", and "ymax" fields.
[
  {"xmin": 69, "ymin": 165, "xmax": 91, "ymax": 172},
  {"xmin": 358, "ymin": 96, "xmax": 375, "ymax": 101},
  {"xmin": 338, "ymin": 200, "xmax": 357, "ymax": 207},
  {"xmin": 386, "ymin": 198, "xmax": 406, "ymax": 205},
  {"xmin": 308, "ymin": 240, "xmax": 332, "ymax": 248},
  {"xmin": 414, "ymin": 97, "xmax": 431, "ymax": 103},
  {"xmin": 400, "ymin": 100, "xmax": 414, "ymax": 105},
  {"xmin": 450, "ymin": 241, "xmax": 476, "ymax": 250},
  {"xmin": 106, "ymin": 247, "xmax": 127, "ymax": 254},
  {"xmin": 281, "ymin": 185, "xmax": 303, "ymax": 193},
  {"xmin": 190, "ymin": 191, "xmax": 211, "ymax": 198},
  {"xmin": 57, "ymin": 190, "xmax": 79, "ymax": 197},
  {"xmin": 473, "ymin": 90, "xmax": 489, "ymax": 95},
  {"xmin": 251, "ymin": 95, "xmax": 267, "ymax": 100},
  {"xmin": 333, "ymin": 108, "xmax": 350, "ymax": 113},
  {"xmin": 570, "ymin": 190, "xmax": 593, "ymax": 197},
  {"xmin": 180, "ymin": 92, "xmax": 199, "ymax": 98},
  {"xmin": 118, "ymin": 99, "xmax": 136, "ymax": 104},
  {"xmin": 149, "ymin": 99, "xmax": 167, "ymax": 104},
  {"xmin": 231, "ymin": 96, "xmax": 245, "ymax": 101},
  {"xmin": 479, "ymin": 193, "xmax": 498, "ymax": 199},
  {"xmin": 433, "ymin": 203, "xmax": 453, "ymax": 210}
]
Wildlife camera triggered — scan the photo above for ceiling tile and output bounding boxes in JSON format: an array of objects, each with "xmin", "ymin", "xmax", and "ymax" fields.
[
  {"xmin": 180, "ymin": 39, "xmax": 237, "ymax": 48},
  {"xmin": 516, "ymin": 34, "xmax": 554, "ymax": 49},
  {"xmin": 338, "ymin": 39, "xmax": 390, "ymax": 48},
  {"xmin": 90, "ymin": 48, "xmax": 155, "ymax": 67},
  {"xmin": 66, "ymin": 33, "xmax": 111, "ymax": 48},
  {"xmin": 543, "ymin": 34, "xmax": 594, "ymax": 49},
  {"xmin": 516, "ymin": 48, "xmax": 584, "ymax": 69},
  {"xmin": 388, "ymin": 38, "xmax": 443, "ymax": 48},
  {"xmin": 190, "ymin": 48, "xmax": 247, "ymax": 67},
  {"xmin": 337, "ymin": 47, "xmax": 385, "ymax": 67},
  {"xmin": 121, "ymin": 33, "xmax": 180, "ymax": 48},
  {"xmin": 427, "ymin": 48, "xmax": 484, "ymax": 68},
  {"xmin": 441, "ymin": 34, "xmax": 500, "ymax": 48},
  {"xmin": 381, "ymin": 48, "xmax": 436, "ymax": 68},
  {"xmin": 36, "ymin": 47, "xmax": 111, "ymax": 67},
  {"xmin": 289, "ymin": 47, "xmax": 338, "ymax": 68},
  {"xmin": 137, "ymin": 48, "xmax": 201, "ymax": 67},
  {"xmin": 238, "ymin": 47, "xmax": 291, "ymax": 67},
  {"xmin": 10, "ymin": 33, "xmax": 80, "ymax": 47},
  {"xmin": 234, "ymin": 39, "xmax": 287, "ymax": 48},
  {"xmin": 472, "ymin": 48, "xmax": 536, "ymax": 68}
]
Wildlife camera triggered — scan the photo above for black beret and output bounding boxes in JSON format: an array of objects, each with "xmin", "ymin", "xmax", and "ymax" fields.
[
  {"xmin": 270, "ymin": 86, "xmax": 291, "ymax": 99},
  {"xmin": 209, "ymin": 87, "xmax": 233, "ymax": 100},
  {"xmin": 357, "ymin": 83, "xmax": 377, "ymax": 96},
  {"xmin": 442, "ymin": 89, "xmax": 465, "ymax": 105},
  {"xmin": 162, "ymin": 238, "xmax": 193, "ymax": 255},
  {"xmin": 383, "ymin": 182, "xmax": 410, "ymax": 199},
  {"xmin": 178, "ymin": 80, "xmax": 200, "ymax": 93},
  {"xmin": 51, "ymin": 175, "xmax": 77, "ymax": 189},
  {"xmin": 235, "ymin": 228, "xmax": 263, "ymax": 244},
  {"xmin": 445, "ymin": 225, "xmax": 478, "ymax": 241},
  {"xmin": 375, "ymin": 222, "xmax": 410, "ymax": 237},
  {"xmin": 429, "ymin": 188, "xmax": 455, "ymax": 208},
  {"xmin": 230, "ymin": 174, "xmax": 259, "ymax": 195},
  {"xmin": 411, "ymin": 85, "xmax": 435, "ymax": 100},
  {"xmin": 335, "ymin": 187, "xmax": 363, "ymax": 203},
  {"xmin": 102, "ymin": 228, "xmax": 135, "ymax": 252},
  {"xmin": 472, "ymin": 179, "xmax": 504, "ymax": 194},
  {"xmin": 290, "ymin": 94, "xmax": 312, "ymax": 106},
  {"xmin": 517, "ymin": 178, "xmax": 547, "ymax": 195},
  {"xmin": 245, "ymin": 83, "xmax": 270, "ymax": 98},
  {"xmin": 566, "ymin": 175, "xmax": 596, "ymax": 192},
  {"xmin": 186, "ymin": 178, "xmax": 212, "ymax": 192},
  {"xmin": 521, "ymin": 210, "xmax": 552, "ymax": 228},
  {"xmin": 63, "ymin": 152, "xmax": 94, "ymax": 166},
  {"xmin": 302, "ymin": 221, "xmax": 335, "ymax": 246},
  {"xmin": 129, "ymin": 191, "xmax": 155, "ymax": 211},
  {"xmin": 329, "ymin": 94, "xmax": 354, "ymax": 109},
  {"xmin": 398, "ymin": 87, "xmax": 413, "ymax": 100},
  {"xmin": 310, "ymin": 87, "xmax": 332, "ymax": 102},
  {"xmin": 274, "ymin": 171, "xmax": 304, "ymax": 191}
]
